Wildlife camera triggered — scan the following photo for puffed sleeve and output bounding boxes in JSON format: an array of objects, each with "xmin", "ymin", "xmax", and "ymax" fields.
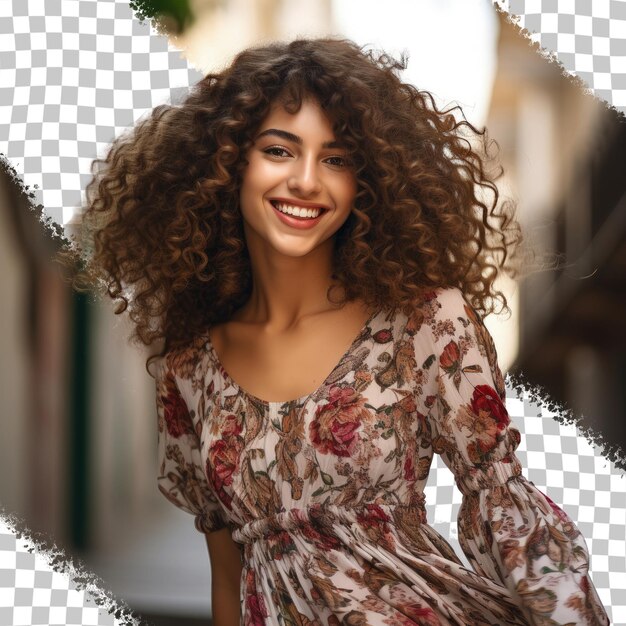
[
  {"xmin": 154, "ymin": 354, "xmax": 228, "ymax": 535},
  {"xmin": 425, "ymin": 287, "xmax": 609, "ymax": 626}
]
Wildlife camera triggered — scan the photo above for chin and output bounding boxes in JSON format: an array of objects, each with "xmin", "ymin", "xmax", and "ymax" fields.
[{"xmin": 271, "ymin": 243, "xmax": 320, "ymax": 258}]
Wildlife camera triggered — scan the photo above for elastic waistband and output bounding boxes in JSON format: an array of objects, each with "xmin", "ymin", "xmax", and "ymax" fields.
[
  {"xmin": 231, "ymin": 498, "xmax": 427, "ymax": 546},
  {"xmin": 455, "ymin": 457, "xmax": 523, "ymax": 496}
]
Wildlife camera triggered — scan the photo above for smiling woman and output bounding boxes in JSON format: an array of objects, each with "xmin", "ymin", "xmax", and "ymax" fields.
[
  {"xmin": 239, "ymin": 98, "xmax": 357, "ymax": 258},
  {"xmin": 57, "ymin": 37, "xmax": 609, "ymax": 625}
]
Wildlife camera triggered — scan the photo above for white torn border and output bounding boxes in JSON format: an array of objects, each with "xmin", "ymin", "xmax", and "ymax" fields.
[
  {"xmin": 0, "ymin": 0, "xmax": 625, "ymax": 623},
  {"xmin": 0, "ymin": 512, "xmax": 140, "ymax": 625},
  {"xmin": 494, "ymin": 0, "xmax": 625, "ymax": 119}
]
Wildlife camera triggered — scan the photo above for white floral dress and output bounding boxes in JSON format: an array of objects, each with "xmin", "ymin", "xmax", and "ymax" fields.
[{"xmin": 154, "ymin": 286, "xmax": 609, "ymax": 625}]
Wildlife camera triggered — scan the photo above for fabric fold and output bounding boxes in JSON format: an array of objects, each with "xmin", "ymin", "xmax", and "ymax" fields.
[
  {"xmin": 425, "ymin": 287, "xmax": 609, "ymax": 625},
  {"xmin": 151, "ymin": 286, "xmax": 609, "ymax": 624}
]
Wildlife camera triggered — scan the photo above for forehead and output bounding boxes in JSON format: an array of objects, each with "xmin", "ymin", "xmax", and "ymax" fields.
[{"xmin": 258, "ymin": 97, "xmax": 334, "ymax": 131}]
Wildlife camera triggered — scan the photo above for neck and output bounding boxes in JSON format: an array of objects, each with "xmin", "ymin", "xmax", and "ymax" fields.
[{"xmin": 237, "ymin": 235, "xmax": 343, "ymax": 331}]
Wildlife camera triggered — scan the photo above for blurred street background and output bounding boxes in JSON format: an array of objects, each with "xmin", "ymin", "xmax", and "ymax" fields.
[{"xmin": 1, "ymin": 0, "xmax": 624, "ymax": 624}]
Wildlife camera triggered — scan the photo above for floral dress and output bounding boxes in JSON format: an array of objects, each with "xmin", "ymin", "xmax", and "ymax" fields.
[{"xmin": 154, "ymin": 286, "xmax": 609, "ymax": 626}]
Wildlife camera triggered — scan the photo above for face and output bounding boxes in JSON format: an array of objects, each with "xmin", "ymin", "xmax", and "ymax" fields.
[{"xmin": 239, "ymin": 97, "xmax": 357, "ymax": 260}]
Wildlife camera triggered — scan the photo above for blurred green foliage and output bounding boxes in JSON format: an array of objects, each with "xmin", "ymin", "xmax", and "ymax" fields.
[{"xmin": 128, "ymin": 0, "xmax": 195, "ymax": 34}]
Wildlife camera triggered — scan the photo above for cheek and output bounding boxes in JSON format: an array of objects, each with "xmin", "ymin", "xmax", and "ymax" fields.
[
  {"xmin": 339, "ymin": 175, "xmax": 358, "ymax": 207},
  {"xmin": 239, "ymin": 165, "xmax": 265, "ymax": 212},
  {"xmin": 240, "ymin": 159, "xmax": 280, "ymax": 203}
]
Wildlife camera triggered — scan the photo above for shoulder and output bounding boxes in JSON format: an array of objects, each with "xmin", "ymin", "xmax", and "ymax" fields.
[
  {"xmin": 150, "ymin": 333, "xmax": 211, "ymax": 385},
  {"xmin": 404, "ymin": 286, "xmax": 477, "ymax": 335},
  {"xmin": 426, "ymin": 287, "xmax": 494, "ymax": 348},
  {"xmin": 431, "ymin": 286, "xmax": 475, "ymax": 317}
]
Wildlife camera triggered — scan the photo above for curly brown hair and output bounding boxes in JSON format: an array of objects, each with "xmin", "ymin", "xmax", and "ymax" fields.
[{"xmin": 58, "ymin": 37, "xmax": 531, "ymax": 373}]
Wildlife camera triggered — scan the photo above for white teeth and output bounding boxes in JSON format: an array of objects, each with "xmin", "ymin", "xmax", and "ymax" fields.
[{"xmin": 274, "ymin": 202, "xmax": 322, "ymax": 219}]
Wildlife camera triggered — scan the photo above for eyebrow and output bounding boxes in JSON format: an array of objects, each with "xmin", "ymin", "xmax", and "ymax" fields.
[{"xmin": 255, "ymin": 128, "xmax": 344, "ymax": 149}]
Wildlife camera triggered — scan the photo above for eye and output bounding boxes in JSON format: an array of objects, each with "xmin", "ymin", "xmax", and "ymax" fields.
[
  {"xmin": 263, "ymin": 146, "xmax": 291, "ymax": 158},
  {"xmin": 324, "ymin": 156, "xmax": 350, "ymax": 168}
]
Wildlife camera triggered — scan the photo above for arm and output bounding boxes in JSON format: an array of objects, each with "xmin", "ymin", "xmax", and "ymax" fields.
[
  {"xmin": 416, "ymin": 287, "xmax": 609, "ymax": 625},
  {"xmin": 206, "ymin": 528, "xmax": 243, "ymax": 626},
  {"xmin": 154, "ymin": 355, "xmax": 240, "ymax": 622}
]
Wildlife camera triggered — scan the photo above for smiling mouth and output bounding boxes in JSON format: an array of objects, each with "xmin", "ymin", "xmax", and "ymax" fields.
[{"xmin": 270, "ymin": 200, "xmax": 327, "ymax": 220}]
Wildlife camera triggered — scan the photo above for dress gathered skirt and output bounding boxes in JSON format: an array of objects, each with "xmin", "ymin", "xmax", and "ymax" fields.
[{"xmin": 153, "ymin": 286, "xmax": 609, "ymax": 626}]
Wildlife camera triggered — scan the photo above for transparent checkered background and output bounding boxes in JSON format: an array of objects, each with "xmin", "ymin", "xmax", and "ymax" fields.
[
  {"xmin": 1, "ymin": 381, "xmax": 623, "ymax": 625},
  {"xmin": 425, "ymin": 379, "xmax": 626, "ymax": 625},
  {"xmin": 1, "ymin": 0, "xmax": 625, "ymax": 624},
  {"xmin": 497, "ymin": 0, "xmax": 626, "ymax": 113},
  {"xmin": 0, "ymin": 0, "xmax": 203, "ymax": 226},
  {"xmin": 0, "ymin": 519, "xmax": 124, "ymax": 625}
]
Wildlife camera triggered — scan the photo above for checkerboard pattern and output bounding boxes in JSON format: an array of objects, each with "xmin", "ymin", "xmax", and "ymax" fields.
[
  {"xmin": 0, "ymin": 518, "xmax": 130, "ymax": 625},
  {"xmin": 1, "ymin": 396, "xmax": 622, "ymax": 626},
  {"xmin": 1, "ymin": 0, "xmax": 625, "ymax": 624},
  {"xmin": 495, "ymin": 0, "xmax": 626, "ymax": 114},
  {"xmin": 0, "ymin": 0, "xmax": 203, "ymax": 227},
  {"xmin": 425, "ymin": 378, "xmax": 626, "ymax": 625}
]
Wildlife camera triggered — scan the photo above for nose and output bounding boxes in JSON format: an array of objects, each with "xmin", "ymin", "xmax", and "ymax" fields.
[{"xmin": 287, "ymin": 154, "xmax": 322, "ymax": 197}]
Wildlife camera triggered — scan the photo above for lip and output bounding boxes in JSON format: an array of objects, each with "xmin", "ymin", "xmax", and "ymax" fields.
[
  {"xmin": 269, "ymin": 197, "xmax": 331, "ymax": 212},
  {"xmin": 269, "ymin": 199, "xmax": 328, "ymax": 230}
]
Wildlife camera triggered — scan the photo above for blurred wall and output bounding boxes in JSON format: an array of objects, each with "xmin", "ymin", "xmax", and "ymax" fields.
[
  {"xmin": 487, "ymin": 12, "xmax": 626, "ymax": 453},
  {"xmin": 0, "ymin": 167, "xmax": 30, "ymax": 520},
  {"xmin": 0, "ymin": 164, "xmax": 74, "ymax": 547}
]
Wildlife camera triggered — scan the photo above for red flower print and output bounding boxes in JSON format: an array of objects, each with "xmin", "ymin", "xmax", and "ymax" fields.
[
  {"xmin": 356, "ymin": 505, "xmax": 395, "ymax": 552},
  {"xmin": 206, "ymin": 415, "xmax": 244, "ymax": 509},
  {"xmin": 373, "ymin": 328, "xmax": 393, "ymax": 343},
  {"xmin": 301, "ymin": 522, "xmax": 342, "ymax": 551},
  {"xmin": 208, "ymin": 439, "xmax": 242, "ymax": 490},
  {"xmin": 356, "ymin": 504, "xmax": 391, "ymax": 531},
  {"xmin": 439, "ymin": 340, "xmax": 460, "ymax": 373},
  {"xmin": 580, "ymin": 575, "xmax": 590, "ymax": 594},
  {"xmin": 268, "ymin": 531, "xmax": 298, "ymax": 560},
  {"xmin": 161, "ymin": 377, "xmax": 195, "ymax": 439},
  {"xmin": 222, "ymin": 412, "xmax": 244, "ymax": 437},
  {"xmin": 310, "ymin": 385, "xmax": 368, "ymax": 457},
  {"xmin": 404, "ymin": 454, "xmax": 415, "ymax": 481},
  {"xmin": 244, "ymin": 569, "xmax": 269, "ymax": 625},
  {"xmin": 404, "ymin": 603, "xmax": 440, "ymax": 626},
  {"xmin": 471, "ymin": 384, "xmax": 510, "ymax": 430}
]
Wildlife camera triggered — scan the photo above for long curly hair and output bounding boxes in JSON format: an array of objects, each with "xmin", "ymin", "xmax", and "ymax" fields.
[{"xmin": 58, "ymin": 37, "xmax": 531, "ymax": 373}]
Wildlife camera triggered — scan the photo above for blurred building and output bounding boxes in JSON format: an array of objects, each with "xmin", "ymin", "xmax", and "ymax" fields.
[
  {"xmin": 176, "ymin": 0, "xmax": 333, "ymax": 72},
  {"xmin": 486, "ymin": 12, "xmax": 626, "ymax": 457},
  {"xmin": 0, "ymin": 160, "xmax": 71, "ymax": 546}
]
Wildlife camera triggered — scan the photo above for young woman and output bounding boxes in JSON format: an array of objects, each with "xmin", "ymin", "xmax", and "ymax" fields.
[{"xmin": 68, "ymin": 38, "xmax": 609, "ymax": 625}]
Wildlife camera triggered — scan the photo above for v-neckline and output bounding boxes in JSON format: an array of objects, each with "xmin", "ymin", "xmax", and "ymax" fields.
[{"xmin": 204, "ymin": 306, "xmax": 382, "ymax": 407}]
